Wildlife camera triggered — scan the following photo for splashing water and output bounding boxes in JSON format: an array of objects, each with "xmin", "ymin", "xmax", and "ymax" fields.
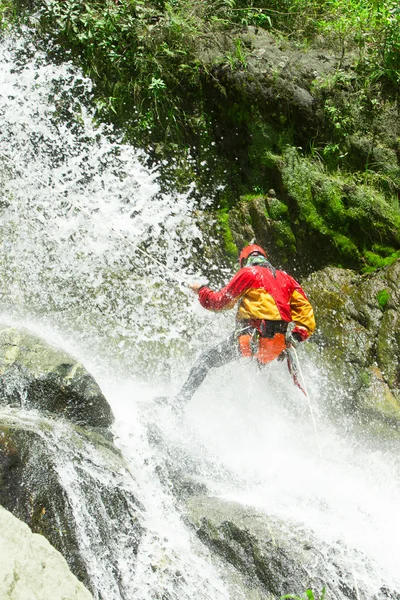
[
  {"xmin": 0, "ymin": 30, "xmax": 220, "ymax": 380},
  {"xmin": 0, "ymin": 29, "xmax": 399, "ymax": 600}
]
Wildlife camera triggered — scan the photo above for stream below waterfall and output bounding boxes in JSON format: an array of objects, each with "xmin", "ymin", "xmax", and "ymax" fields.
[{"xmin": 0, "ymin": 28, "xmax": 399, "ymax": 600}]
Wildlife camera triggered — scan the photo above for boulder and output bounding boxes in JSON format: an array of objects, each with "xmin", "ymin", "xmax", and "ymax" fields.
[
  {"xmin": 186, "ymin": 495, "xmax": 399, "ymax": 600},
  {"xmin": 304, "ymin": 260, "xmax": 400, "ymax": 430},
  {"xmin": 0, "ymin": 324, "xmax": 142, "ymax": 595},
  {"xmin": 0, "ymin": 504, "xmax": 92, "ymax": 599},
  {"xmin": 0, "ymin": 410, "xmax": 143, "ymax": 594},
  {"xmin": 202, "ymin": 27, "xmax": 337, "ymax": 143},
  {"xmin": 0, "ymin": 324, "xmax": 113, "ymax": 429}
]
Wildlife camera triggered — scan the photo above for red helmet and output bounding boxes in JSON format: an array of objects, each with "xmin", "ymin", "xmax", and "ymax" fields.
[{"xmin": 239, "ymin": 244, "xmax": 267, "ymax": 267}]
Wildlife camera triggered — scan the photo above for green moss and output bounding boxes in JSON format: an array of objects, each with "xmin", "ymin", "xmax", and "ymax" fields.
[
  {"xmin": 248, "ymin": 121, "xmax": 280, "ymax": 165},
  {"xmin": 240, "ymin": 194, "xmax": 265, "ymax": 204},
  {"xmin": 0, "ymin": 1, "xmax": 16, "ymax": 29},
  {"xmin": 261, "ymin": 150, "xmax": 281, "ymax": 170},
  {"xmin": 270, "ymin": 221, "xmax": 296, "ymax": 253},
  {"xmin": 217, "ymin": 210, "xmax": 238, "ymax": 259},
  {"xmin": 332, "ymin": 233, "xmax": 359, "ymax": 261},
  {"xmin": 268, "ymin": 198, "xmax": 290, "ymax": 221},
  {"xmin": 280, "ymin": 146, "xmax": 400, "ymax": 270},
  {"xmin": 377, "ymin": 289, "xmax": 390, "ymax": 311},
  {"xmin": 363, "ymin": 250, "xmax": 400, "ymax": 273},
  {"xmin": 372, "ymin": 244, "xmax": 397, "ymax": 256},
  {"xmin": 282, "ymin": 150, "xmax": 329, "ymax": 231}
]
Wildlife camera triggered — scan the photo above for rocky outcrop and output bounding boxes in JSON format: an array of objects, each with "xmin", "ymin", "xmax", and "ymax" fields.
[
  {"xmin": 0, "ymin": 324, "xmax": 113, "ymax": 429},
  {"xmin": 185, "ymin": 495, "xmax": 399, "ymax": 600},
  {"xmin": 0, "ymin": 412, "xmax": 143, "ymax": 591},
  {"xmin": 224, "ymin": 156, "xmax": 400, "ymax": 276},
  {"xmin": 304, "ymin": 260, "xmax": 400, "ymax": 430},
  {"xmin": 202, "ymin": 27, "xmax": 337, "ymax": 144},
  {"xmin": 0, "ymin": 504, "xmax": 93, "ymax": 599},
  {"xmin": 0, "ymin": 324, "xmax": 143, "ymax": 595}
]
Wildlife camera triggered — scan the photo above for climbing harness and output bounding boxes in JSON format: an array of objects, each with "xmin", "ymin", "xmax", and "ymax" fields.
[{"xmin": 236, "ymin": 320, "xmax": 287, "ymax": 365}]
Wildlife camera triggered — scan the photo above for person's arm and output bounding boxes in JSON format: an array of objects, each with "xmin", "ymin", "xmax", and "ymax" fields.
[
  {"xmin": 194, "ymin": 269, "xmax": 254, "ymax": 312},
  {"xmin": 288, "ymin": 279, "xmax": 316, "ymax": 341}
]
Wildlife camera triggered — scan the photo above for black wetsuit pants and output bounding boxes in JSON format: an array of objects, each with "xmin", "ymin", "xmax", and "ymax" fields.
[{"xmin": 178, "ymin": 333, "xmax": 240, "ymax": 403}]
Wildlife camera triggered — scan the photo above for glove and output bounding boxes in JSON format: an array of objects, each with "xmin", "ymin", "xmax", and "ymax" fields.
[
  {"xmin": 286, "ymin": 332, "xmax": 301, "ymax": 348},
  {"xmin": 286, "ymin": 325, "xmax": 309, "ymax": 347}
]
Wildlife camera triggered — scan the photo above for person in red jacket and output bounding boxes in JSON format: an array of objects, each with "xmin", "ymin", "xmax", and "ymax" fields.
[{"xmin": 160, "ymin": 244, "xmax": 316, "ymax": 410}]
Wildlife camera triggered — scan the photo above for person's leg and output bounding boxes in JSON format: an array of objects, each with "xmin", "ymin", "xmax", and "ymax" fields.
[{"xmin": 177, "ymin": 333, "xmax": 239, "ymax": 404}]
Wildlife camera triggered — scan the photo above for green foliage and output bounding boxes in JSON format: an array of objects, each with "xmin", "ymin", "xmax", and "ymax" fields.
[
  {"xmin": 280, "ymin": 587, "xmax": 326, "ymax": 600},
  {"xmin": 10, "ymin": 0, "xmax": 400, "ymax": 273},
  {"xmin": 377, "ymin": 288, "xmax": 390, "ymax": 311},
  {"xmin": 0, "ymin": 0, "xmax": 16, "ymax": 28},
  {"xmin": 268, "ymin": 198, "xmax": 290, "ymax": 221},
  {"xmin": 217, "ymin": 209, "xmax": 238, "ymax": 258},
  {"xmin": 271, "ymin": 220, "xmax": 297, "ymax": 253},
  {"xmin": 224, "ymin": 38, "xmax": 247, "ymax": 70},
  {"xmin": 281, "ymin": 147, "xmax": 400, "ymax": 270},
  {"xmin": 362, "ymin": 250, "xmax": 400, "ymax": 273},
  {"xmin": 226, "ymin": 0, "xmax": 400, "ymax": 88},
  {"xmin": 40, "ymin": 0, "xmax": 204, "ymax": 146}
]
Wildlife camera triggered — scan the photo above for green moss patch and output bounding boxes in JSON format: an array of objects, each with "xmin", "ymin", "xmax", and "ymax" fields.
[
  {"xmin": 377, "ymin": 289, "xmax": 390, "ymax": 311},
  {"xmin": 281, "ymin": 147, "xmax": 400, "ymax": 271},
  {"xmin": 217, "ymin": 210, "xmax": 238, "ymax": 259}
]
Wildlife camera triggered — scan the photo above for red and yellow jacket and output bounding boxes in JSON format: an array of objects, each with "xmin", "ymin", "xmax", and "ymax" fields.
[{"xmin": 198, "ymin": 265, "xmax": 316, "ymax": 341}]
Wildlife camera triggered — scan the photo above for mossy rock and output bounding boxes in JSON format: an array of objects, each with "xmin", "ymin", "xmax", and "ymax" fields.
[
  {"xmin": 0, "ymin": 324, "xmax": 113, "ymax": 429},
  {"xmin": 305, "ymin": 261, "xmax": 400, "ymax": 429},
  {"xmin": 223, "ymin": 143, "xmax": 399, "ymax": 275},
  {"xmin": 228, "ymin": 193, "xmax": 296, "ymax": 269}
]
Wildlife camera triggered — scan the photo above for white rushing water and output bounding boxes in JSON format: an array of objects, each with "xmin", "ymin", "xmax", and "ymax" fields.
[{"xmin": 0, "ymin": 29, "xmax": 399, "ymax": 600}]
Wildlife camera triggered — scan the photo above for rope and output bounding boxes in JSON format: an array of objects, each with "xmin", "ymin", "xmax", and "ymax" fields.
[
  {"xmin": 291, "ymin": 345, "xmax": 323, "ymax": 460},
  {"xmin": 290, "ymin": 346, "xmax": 361, "ymax": 600}
]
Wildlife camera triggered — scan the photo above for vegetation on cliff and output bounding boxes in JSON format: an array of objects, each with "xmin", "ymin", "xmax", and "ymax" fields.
[{"xmin": 4, "ymin": 0, "xmax": 400, "ymax": 274}]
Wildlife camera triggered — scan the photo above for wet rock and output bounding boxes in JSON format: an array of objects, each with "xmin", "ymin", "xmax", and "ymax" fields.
[
  {"xmin": 0, "ymin": 410, "xmax": 143, "ymax": 595},
  {"xmin": 304, "ymin": 260, "xmax": 400, "ymax": 429},
  {"xmin": 204, "ymin": 28, "xmax": 336, "ymax": 142},
  {"xmin": 228, "ymin": 194, "xmax": 297, "ymax": 269},
  {"xmin": 0, "ymin": 324, "xmax": 113, "ymax": 429},
  {"xmin": 185, "ymin": 495, "xmax": 399, "ymax": 600},
  {"xmin": 0, "ymin": 504, "xmax": 93, "ymax": 599}
]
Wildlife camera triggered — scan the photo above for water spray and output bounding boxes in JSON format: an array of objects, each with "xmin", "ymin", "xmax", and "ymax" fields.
[
  {"xmin": 288, "ymin": 344, "xmax": 361, "ymax": 600},
  {"xmin": 0, "ymin": 150, "xmax": 191, "ymax": 292},
  {"xmin": 289, "ymin": 344, "xmax": 323, "ymax": 460}
]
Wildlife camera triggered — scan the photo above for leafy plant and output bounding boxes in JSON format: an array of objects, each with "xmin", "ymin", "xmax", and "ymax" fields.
[
  {"xmin": 280, "ymin": 587, "xmax": 326, "ymax": 600},
  {"xmin": 7, "ymin": 0, "xmax": 400, "ymax": 272},
  {"xmin": 0, "ymin": 0, "xmax": 16, "ymax": 28}
]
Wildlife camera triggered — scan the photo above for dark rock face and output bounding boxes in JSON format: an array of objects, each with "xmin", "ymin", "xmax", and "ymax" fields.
[
  {"xmin": 186, "ymin": 495, "xmax": 400, "ymax": 600},
  {"xmin": 0, "ymin": 415, "xmax": 143, "ymax": 596},
  {"xmin": 0, "ymin": 324, "xmax": 143, "ymax": 596},
  {"xmin": 0, "ymin": 325, "xmax": 114, "ymax": 428},
  {"xmin": 205, "ymin": 28, "xmax": 335, "ymax": 144},
  {"xmin": 304, "ymin": 260, "xmax": 400, "ymax": 428}
]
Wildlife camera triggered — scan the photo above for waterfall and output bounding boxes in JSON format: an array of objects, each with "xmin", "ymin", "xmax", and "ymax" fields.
[{"xmin": 0, "ymin": 28, "xmax": 399, "ymax": 600}]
